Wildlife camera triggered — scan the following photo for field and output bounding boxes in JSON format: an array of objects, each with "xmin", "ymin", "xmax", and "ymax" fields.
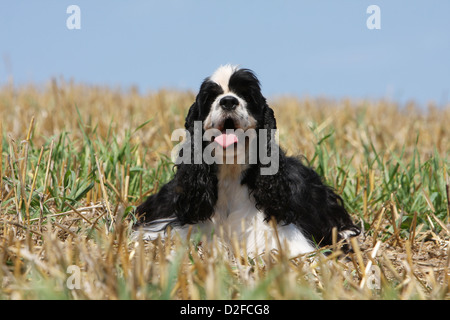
[{"xmin": 0, "ymin": 79, "xmax": 449, "ymax": 300}]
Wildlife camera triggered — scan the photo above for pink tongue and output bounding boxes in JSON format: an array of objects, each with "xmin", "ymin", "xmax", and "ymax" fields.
[{"xmin": 214, "ymin": 133, "xmax": 238, "ymax": 148}]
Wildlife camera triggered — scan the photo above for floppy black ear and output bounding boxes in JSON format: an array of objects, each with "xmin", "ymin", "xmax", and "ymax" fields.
[
  {"xmin": 184, "ymin": 102, "xmax": 199, "ymax": 132},
  {"xmin": 262, "ymin": 104, "xmax": 277, "ymax": 130},
  {"xmin": 261, "ymin": 104, "xmax": 277, "ymax": 162},
  {"xmin": 242, "ymin": 102, "xmax": 289, "ymax": 222},
  {"xmin": 171, "ymin": 100, "xmax": 217, "ymax": 225},
  {"xmin": 171, "ymin": 160, "xmax": 218, "ymax": 225},
  {"xmin": 134, "ymin": 97, "xmax": 217, "ymax": 228}
]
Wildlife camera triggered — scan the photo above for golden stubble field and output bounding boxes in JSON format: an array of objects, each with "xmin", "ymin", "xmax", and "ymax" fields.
[{"xmin": 0, "ymin": 79, "xmax": 449, "ymax": 299}]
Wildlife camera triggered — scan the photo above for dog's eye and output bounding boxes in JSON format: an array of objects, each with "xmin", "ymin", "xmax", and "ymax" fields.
[{"xmin": 231, "ymin": 88, "xmax": 252, "ymax": 103}]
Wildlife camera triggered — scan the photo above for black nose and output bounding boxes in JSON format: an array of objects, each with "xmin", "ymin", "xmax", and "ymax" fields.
[{"xmin": 219, "ymin": 96, "xmax": 239, "ymax": 111}]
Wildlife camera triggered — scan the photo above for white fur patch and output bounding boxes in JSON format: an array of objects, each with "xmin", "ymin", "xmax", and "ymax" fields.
[
  {"xmin": 339, "ymin": 229, "xmax": 359, "ymax": 240},
  {"xmin": 131, "ymin": 217, "xmax": 177, "ymax": 241},
  {"xmin": 209, "ymin": 64, "xmax": 239, "ymax": 92}
]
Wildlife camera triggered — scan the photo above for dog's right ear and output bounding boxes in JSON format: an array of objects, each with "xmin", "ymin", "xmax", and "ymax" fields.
[
  {"xmin": 184, "ymin": 102, "xmax": 199, "ymax": 132},
  {"xmin": 175, "ymin": 99, "xmax": 217, "ymax": 226}
]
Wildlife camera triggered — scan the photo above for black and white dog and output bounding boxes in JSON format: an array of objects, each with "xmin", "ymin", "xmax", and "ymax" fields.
[{"xmin": 133, "ymin": 65, "xmax": 360, "ymax": 257}]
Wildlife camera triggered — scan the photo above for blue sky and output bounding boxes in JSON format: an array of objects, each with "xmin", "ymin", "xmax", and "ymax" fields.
[{"xmin": 1, "ymin": 1, "xmax": 449, "ymax": 106}]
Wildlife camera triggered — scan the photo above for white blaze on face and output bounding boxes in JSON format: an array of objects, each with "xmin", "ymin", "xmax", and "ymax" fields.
[{"xmin": 209, "ymin": 64, "xmax": 239, "ymax": 93}]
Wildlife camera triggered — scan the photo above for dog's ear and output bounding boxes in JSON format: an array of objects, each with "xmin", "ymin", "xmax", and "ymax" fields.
[
  {"xmin": 172, "ymin": 98, "xmax": 217, "ymax": 225},
  {"xmin": 263, "ymin": 104, "xmax": 277, "ymax": 130},
  {"xmin": 258, "ymin": 103, "xmax": 277, "ymax": 165},
  {"xmin": 184, "ymin": 102, "xmax": 199, "ymax": 132},
  {"xmin": 172, "ymin": 162, "xmax": 218, "ymax": 225}
]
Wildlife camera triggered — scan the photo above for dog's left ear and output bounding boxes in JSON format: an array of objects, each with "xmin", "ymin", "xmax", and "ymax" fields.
[
  {"xmin": 260, "ymin": 103, "xmax": 277, "ymax": 158},
  {"xmin": 263, "ymin": 104, "xmax": 277, "ymax": 130}
]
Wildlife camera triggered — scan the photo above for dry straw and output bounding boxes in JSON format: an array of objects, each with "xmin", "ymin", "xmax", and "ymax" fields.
[{"xmin": 0, "ymin": 80, "xmax": 449, "ymax": 299}]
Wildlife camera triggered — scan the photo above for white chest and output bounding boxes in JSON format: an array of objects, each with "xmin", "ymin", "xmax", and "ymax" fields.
[{"xmin": 201, "ymin": 166, "xmax": 315, "ymax": 258}]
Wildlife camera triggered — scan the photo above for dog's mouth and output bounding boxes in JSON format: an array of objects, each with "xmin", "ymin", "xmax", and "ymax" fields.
[
  {"xmin": 220, "ymin": 118, "xmax": 237, "ymax": 132},
  {"xmin": 214, "ymin": 118, "xmax": 239, "ymax": 148}
]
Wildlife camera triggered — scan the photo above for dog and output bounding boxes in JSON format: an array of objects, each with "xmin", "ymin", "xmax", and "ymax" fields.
[{"xmin": 133, "ymin": 65, "xmax": 360, "ymax": 257}]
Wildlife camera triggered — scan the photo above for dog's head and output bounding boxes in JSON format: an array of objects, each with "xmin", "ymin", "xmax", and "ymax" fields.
[
  {"xmin": 177, "ymin": 65, "xmax": 279, "ymax": 175},
  {"xmin": 185, "ymin": 65, "xmax": 276, "ymax": 136}
]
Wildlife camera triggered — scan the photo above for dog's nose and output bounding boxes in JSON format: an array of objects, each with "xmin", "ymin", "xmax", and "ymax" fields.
[{"xmin": 219, "ymin": 96, "xmax": 239, "ymax": 111}]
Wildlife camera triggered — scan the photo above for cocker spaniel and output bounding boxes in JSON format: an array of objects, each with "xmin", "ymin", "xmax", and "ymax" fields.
[{"xmin": 133, "ymin": 65, "xmax": 360, "ymax": 257}]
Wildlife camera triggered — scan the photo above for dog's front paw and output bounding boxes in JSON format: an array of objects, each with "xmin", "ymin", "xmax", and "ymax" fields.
[{"xmin": 338, "ymin": 226, "xmax": 361, "ymax": 240}]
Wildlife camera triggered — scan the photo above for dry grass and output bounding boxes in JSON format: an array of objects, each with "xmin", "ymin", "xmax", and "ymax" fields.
[{"xmin": 0, "ymin": 79, "xmax": 449, "ymax": 300}]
